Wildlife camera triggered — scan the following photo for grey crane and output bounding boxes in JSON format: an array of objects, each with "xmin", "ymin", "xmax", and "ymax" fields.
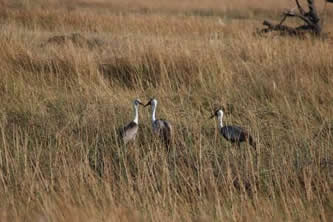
[
  {"xmin": 144, "ymin": 98, "xmax": 173, "ymax": 148},
  {"xmin": 210, "ymin": 109, "xmax": 256, "ymax": 149},
  {"xmin": 118, "ymin": 99, "xmax": 144, "ymax": 145}
]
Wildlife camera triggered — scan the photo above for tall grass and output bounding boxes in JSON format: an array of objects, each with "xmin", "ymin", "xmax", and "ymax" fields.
[{"xmin": 0, "ymin": 0, "xmax": 332, "ymax": 221}]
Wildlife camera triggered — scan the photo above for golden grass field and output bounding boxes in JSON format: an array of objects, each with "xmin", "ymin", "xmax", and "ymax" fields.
[{"xmin": 0, "ymin": 0, "xmax": 333, "ymax": 221}]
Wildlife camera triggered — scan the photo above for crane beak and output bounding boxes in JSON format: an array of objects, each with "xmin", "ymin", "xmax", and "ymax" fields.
[
  {"xmin": 138, "ymin": 101, "xmax": 144, "ymax": 106},
  {"xmin": 144, "ymin": 101, "xmax": 151, "ymax": 107},
  {"xmin": 209, "ymin": 114, "xmax": 215, "ymax": 119}
]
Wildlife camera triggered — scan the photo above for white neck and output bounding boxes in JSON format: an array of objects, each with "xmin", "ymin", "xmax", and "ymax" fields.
[
  {"xmin": 151, "ymin": 103, "xmax": 156, "ymax": 123},
  {"xmin": 133, "ymin": 104, "xmax": 139, "ymax": 124},
  {"xmin": 217, "ymin": 114, "xmax": 223, "ymax": 130}
]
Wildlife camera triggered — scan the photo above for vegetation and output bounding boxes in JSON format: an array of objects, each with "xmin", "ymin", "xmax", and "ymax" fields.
[{"xmin": 0, "ymin": 0, "xmax": 332, "ymax": 221}]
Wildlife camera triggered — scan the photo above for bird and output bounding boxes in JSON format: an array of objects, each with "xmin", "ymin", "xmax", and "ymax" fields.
[
  {"xmin": 210, "ymin": 108, "xmax": 256, "ymax": 149},
  {"xmin": 144, "ymin": 98, "xmax": 173, "ymax": 148},
  {"xmin": 118, "ymin": 99, "xmax": 144, "ymax": 145}
]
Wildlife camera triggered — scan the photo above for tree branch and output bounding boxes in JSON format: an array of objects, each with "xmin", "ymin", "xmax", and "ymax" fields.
[
  {"xmin": 259, "ymin": 0, "xmax": 323, "ymax": 36},
  {"xmin": 283, "ymin": 11, "xmax": 312, "ymax": 25},
  {"xmin": 261, "ymin": 21, "xmax": 301, "ymax": 35},
  {"xmin": 295, "ymin": 0, "xmax": 306, "ymax": 15}
]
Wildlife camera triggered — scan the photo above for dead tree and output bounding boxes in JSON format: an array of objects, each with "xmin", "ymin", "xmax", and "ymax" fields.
[{"xmin": 260, "ymin": 0, "xmax": 330, "ymax": 36}]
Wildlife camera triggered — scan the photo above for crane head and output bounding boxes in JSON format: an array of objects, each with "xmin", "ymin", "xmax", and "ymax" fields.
[
  {"xmin": 134, "ymin": 99, "xmax": 144, "ymax": 106},
  {"xmin": 144, "ymin": 98, "xmax": 157, "ymax": 107},
  {"xmin": 209, "ymin": 107, "xmax": 225, "ymax": 119}
]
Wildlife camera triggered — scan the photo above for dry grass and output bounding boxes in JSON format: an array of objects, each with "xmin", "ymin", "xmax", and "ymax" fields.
[{"xmin": 0, "ymin": 0, "xmax": 333, "ymax": 221}]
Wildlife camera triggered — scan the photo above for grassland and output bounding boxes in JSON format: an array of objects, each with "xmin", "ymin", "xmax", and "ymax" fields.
[{"xmin": 0, "ymin": 0, "xmax": 333, "ymax": 221}]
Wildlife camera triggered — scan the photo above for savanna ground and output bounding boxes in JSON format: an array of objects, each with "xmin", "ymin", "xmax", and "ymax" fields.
[{"xmin": 0, "ymin": 0, "xmax": 333, "ymax": 221}]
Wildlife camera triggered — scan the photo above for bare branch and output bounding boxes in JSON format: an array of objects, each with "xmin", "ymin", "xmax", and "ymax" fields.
[
  {"xmin": 283, "ymin": 11, "xmax": 312, "ymax": 25},
  {"xmin": 279, "ymin": 14, "xmax": 288, "ymax": 26},
  {"xmin": 295, "ymin": 0, "xmax": 306, "ymax": 15},
  {"xmin": 261, "ymin": 21, "xmax": 301, "ymax": 35},
  {"xmin": 259, "ymin": 0, "xmax": 323, "ymax": 36}
]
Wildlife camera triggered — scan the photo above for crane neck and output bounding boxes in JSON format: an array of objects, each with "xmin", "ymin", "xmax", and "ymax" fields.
[
  {"xmin": 217, "ymin": 114, "xmax": 223, "ymax": 130},
  {"xmin": 151, "ymin": 103, "xmax": 157, "ymax": 123},
  {"xmin": 133, "ymin": 104, "xmax": 139, "ymax": 124}
]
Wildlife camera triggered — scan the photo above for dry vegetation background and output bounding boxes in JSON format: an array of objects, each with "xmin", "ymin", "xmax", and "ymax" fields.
[{"xmin": 0, "ymin": 0, "xmax": 333, "ymax": 221}]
